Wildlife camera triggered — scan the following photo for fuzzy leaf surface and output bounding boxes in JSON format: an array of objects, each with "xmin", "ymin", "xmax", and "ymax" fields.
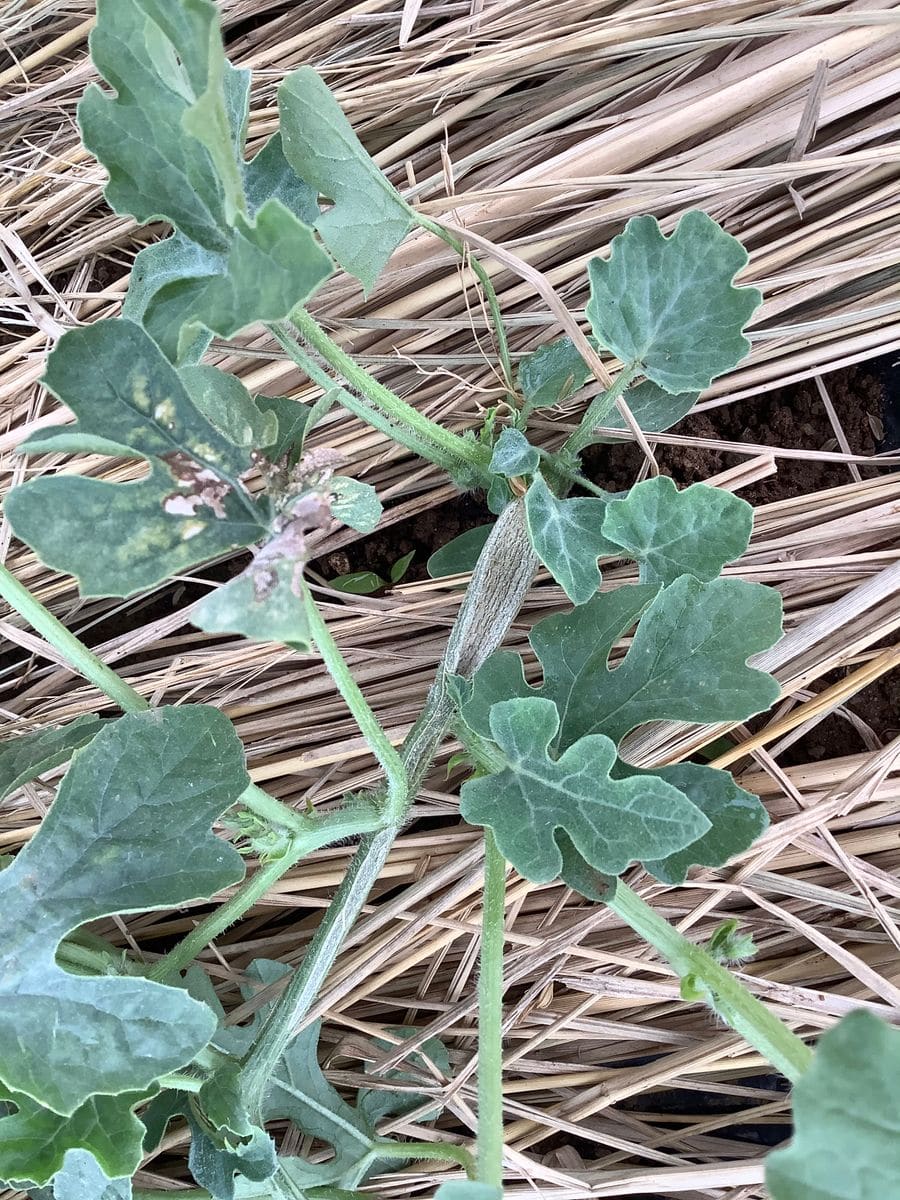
[
  {"xmin": 6, "ymin": 320, "xmax": 267, "ymax": 596},
  {"xmin": 0, "ymin": 717, "xmax": 104, "ymax": 803},
  {"xmin": 766, "ymin": 1011, "xmax": 900, "ymax": 1199},
  {"xmin": 0, "ymin": 1087, "xmax": 145, "ymax": 1188},
  {"xmin": 0, "ymin": 707, "xmax": 247, "ymax": 1115},
  {"xmin": 602, "ymin": 476, "xmax": 752, "ymax": 584},
  {"xmin": 490, "ymin": 427, "xmax": 540, "ymax": 477},
  {"xmin": 78, "ymin": 0, "xmax": 244, "ymax": 249},
  {"xmin": 279, "ymin": 68, "xmax": 413, "ymax": 291},
  {"xmin": 27, "ymin": 1149, "xmax": 133, "ymax": 1200},
  {"xmin": 524, "ymin": 474, "xmax": 616, "ymax": 604},
  {"xmin": 460, "ymin": 698, "xmax": 708, "ymax": 882},
  {"xmin": 586, "ymin": 211, "xmax": 761, "ymax": 393},
  {"xmin": 517, "ymin": 336, "xmax": 590, "ymax": 412}
]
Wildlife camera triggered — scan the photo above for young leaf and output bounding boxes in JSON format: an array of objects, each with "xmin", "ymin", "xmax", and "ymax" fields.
[
  {"xmin": 597, "ymin": 378, "xmax": 698, "ymax": 440},
  {"xmin": 124, "ymin": 233, "xmax": 221, "ymax": 365},
  {"xmin": 524, "ymin": 473, "xmax": 617, "ymax": 605},
  {"xmin": 330, "ymin": 571, "xmax": 386, "ymax": 596},
  {"xmin": 426, "ymin": 524, "xmax": 494, "ymax": 578},
  {"xmin": 517, "ymin": 336, "xmax": 590, "ymax": 412},
  {"xmin": 0, "ymin": 716, "xmax": 104, "ymax": 803},
  {"xmin": 79, "ymin": 0, "xmax": 245, "ymax": 250},
  {"xmin": 180, "ymin": 366, "xmax": 278, "ymax": 452},
  {"xmin": 0, "ymin": 707, "xmax": 247, "ymax": 1115},
  {"xmin": 601, "ymin": 476, "xmax": 753, "ymax": 584},
  {"xmin": 0, "ymin": 1086, "xmax": 146, "ymax": 1189},
  {"xmin": 254, "ymin": 396, "xmax": 313, "ymax": 467},
  {"xmin": 6, "ymin": 319, "xmax": 266, "ymax": 596},
  {"xmin": 142, "ymin": 198, "xmax": 333, "ymax": 363},
  {"xmin": 489, "ymin": 427, "xmax": 540, "ymax": 477},
  {"xmin": 26, "ymin": 1148, "xmax": 133, "ymax": 1200},
  {"xmin": 766, "ymin": 1010, "xmax": 900, "ymax": 1200},
  {"xmin": 329, "ymin": 476, "xmax": 382, "ymax": 534},
  {"xmin": 459, "ymin": 698, "xmax": 709, "ymax": 883},
  {"xmin": 187, "ymin": 1066, "xmax": 278, "ymax": 1199},
  {"xmin": 389, "ymin": 549, "xmax": 416, "ymax": 584},
  {"xmin": 278, "ymin": 67, "xmax": 413, "ymax": 291},
  {"xmin": 586, "ymin": 211, "xmax": 762, "ymax": 393}
]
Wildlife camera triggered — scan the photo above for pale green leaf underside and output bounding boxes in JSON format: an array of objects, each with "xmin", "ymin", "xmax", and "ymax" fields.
[
  {"xmin": 525, "ymin": 473, "xmax": 617, "ymax": 605},
  {"xmin": 193, "ymin": 557, "xmax": 312, "ymax": 650},
  {"xmin": 586, "ymin": 210, "xmax": 761, "ymax": 393},
  {"xmin": 766, "ymin": 1010, "xmax": 900, "ymax": 1200},
  {"xmin": 0, "ymin": 716, "xmax": 104, "ymax": 803},
  {"xmin": 598, "ymin": 378, "xmax": 698, "ymax": 439},
  {"xmin": 0, "ymin": 1088, "xmax": 145, "ymax": 1188},
  {"xmin": 79, "ymin": 0, "xmax": 244, "ymax": 251},
  {"xmin": 27, "ymin": 1149, "xmax": 132, "ymax": 1200},
  {"xmin": 279, "ymin": 67, "xmax": 413, "ymax": 292},
  {"xmin": 0, "ymin": 707, "xmax": 247, "ymax": 1115},
  {"xmin": 460, "ymin": 698, "xmax": 709, "ymax": 882},
  {"xmin": 602, "ymin": 475, "xmax": 753, "ymax": 584},
  {"xmin": 330, "ymin": 476, "xmax": 382, "ymax": 533}
]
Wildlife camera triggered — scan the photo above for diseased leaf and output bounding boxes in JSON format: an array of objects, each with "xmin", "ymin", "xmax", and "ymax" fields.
[
  {"xmin": 79, "ymin": 0, "xmax": 244, "ymax": 250},
  {"xmin": 766, "ymin": 1011, "xmax": 900, "ymax": 1200},
  {"xmin": 279, "ymin": 68, "xmax": 413, "ymax": 291},
  {"xmin": 586, "ymin": 211, "xmax": 761, "ymax": 393},
  {"xmin": 0, "ymin": 707, "xmax": 247, "ymax": 1115},
  {"xmin": 329, "ymin": 476, "xmax": 382, "ymax": 533},
  {"xmin": 459, "ymin": 698, "xmax": 708, "ymax": 883},
  {"xmin": 601, "ymin": 476, "xmax": 752, "ymax": 584},
  {"xmin": 625, "ymin": 762, "xmax": 768, "ymax": 885},
  {"xmin": 6, "ymin": 319, "xmax": 267, "ymax": 596},
  {"xmin": 524, "ymin": 473, "xmax": 617, "ymax": 605},
  {"xmin": 254, "ymin": 396, "xmax": 313, "ymax": 467},
  {"xmin": 143, "ymin": 198, "xmax": 332, "ymax": 363},
  {"xmin": 490, "ymin": 427, "xmax": 540, "ymax": 477},
  {"xmin": 426, "ymin": 524, "xmax": 494, "ymax": 578},
  {"xmin": 26, "ymin": 1149, "xmax": 133, "ymax": 1200},
  {"xmin": 517, "ymin": 336, "xmax": 590, "ymax": 412},
  {"xmin": 193, "ymin": 557, "xmax": 311, "ymax": 649},
  {"xmin": 0, "ymin": 1087, "xmax": 145, "ymax": 1188},
  {"xmin": 598, "ymin": 379, "xmax": 698, "ymax": 439},
  {"xmin": 0, "ymin": 717, "xmax": 104, "ymax": 803}
]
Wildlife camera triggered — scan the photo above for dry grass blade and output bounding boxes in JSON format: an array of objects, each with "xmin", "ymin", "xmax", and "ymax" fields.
[{"xmin": 3, "ymin": 2, "xmax": 900, "ymax": 1197}]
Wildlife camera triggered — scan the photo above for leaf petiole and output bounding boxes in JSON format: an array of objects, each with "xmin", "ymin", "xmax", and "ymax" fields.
[
  {"xmin": 563, "ymin": 362, "xmax": 641, "ymax": 457},
  {"xmin": 606, "ymin": 878, "xmax": 813, "ymax": 1082}
]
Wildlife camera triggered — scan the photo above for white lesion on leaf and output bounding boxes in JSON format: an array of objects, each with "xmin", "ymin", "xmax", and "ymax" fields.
[{"xmin": 161, "ymin": 450, "xmax": 232, "ymax": 519}]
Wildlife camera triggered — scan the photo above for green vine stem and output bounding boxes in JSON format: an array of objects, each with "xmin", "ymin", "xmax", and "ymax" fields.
[
  {"xmin": 302, "ymin": 583, "xmax": 408, "ymax": 820},
  {"xmin": 477, "ymin": 831, "xmax": 507, "ymax": 1188},
  {"xmin": 0, "ymin": 562, "xmax": 148, "ymax": 714},
  {"xmin": 286, "ymin": 306, "xmax": 493, "ymax": 482},
  {"xmin": 240, "ymin": 500, "xmax": 539, "ymax": 1116},
  {"xmin": 607, "ymin": 879, "xmax": 814, "ymax": 1082},
  {"xmin": 414, "ymin": 213, "xmax": 516, "ymax": 400},
  {"xmin": 365, "ymin": 1140, "xmax": 477, "ymax": 1177},
  {"xmin": 562, "ymin": 361, "xmax": 641, "ymax": 458}
]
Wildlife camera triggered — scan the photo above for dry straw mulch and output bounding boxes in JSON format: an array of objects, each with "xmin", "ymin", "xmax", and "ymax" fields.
[{"xmin": 3, "ymin": 1, "xmax": 900, "ymax": 1196}]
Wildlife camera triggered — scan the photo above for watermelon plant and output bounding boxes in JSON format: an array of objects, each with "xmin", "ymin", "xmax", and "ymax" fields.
[{"xmin": 2, "ymin": 2, "xmax": 897, "ymax": 1198}]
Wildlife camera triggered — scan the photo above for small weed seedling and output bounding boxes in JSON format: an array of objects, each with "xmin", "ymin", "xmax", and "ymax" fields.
[{"xmin": 2, "ymin": 3, "xmax": 898, "ymax": 1198}]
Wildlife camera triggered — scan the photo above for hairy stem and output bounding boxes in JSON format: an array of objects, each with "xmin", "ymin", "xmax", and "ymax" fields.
[
  {"xmin": 478, "ymin": 831, "xmax": 507, "ymax": 1188},
  {"xmin": 288, "ymin": 307, "xmax": 492, "ymax": 481},
  {"xmin": 562, "ymin": 362, "xmax": 640, "ymax": 457},
  {"xmin": 607, "ymin": 879, "xmax": 813, "ymax": 1082},
  {"xmin": 240, "ymin": 501, "xmax": 538, "ymax": 1115},
  {"xmin": 302, "ymin": 583, "xmax": 408, "ymax": 819},
  {"xmin": 366, "ymin": 1140, "xmax": 477, "ymax": 1177},
  {"xmin": 0, "ymin": 563, "xmax": 148, "ymax": 713},
  {"xmin": 415, "ymin": 213, "xmax": 515, "ymax": 400}
]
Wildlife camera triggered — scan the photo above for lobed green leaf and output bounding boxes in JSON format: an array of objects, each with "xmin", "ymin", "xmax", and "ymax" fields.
[
  {"xmin": 0, "ymin": 707, "xmax": 247, "ymax": 1115},
  {"xmin": 0, "ymin": 716, "xmax": 104, "ymax": 803},
  {"xmin": 524, "ymin": 474, "xmax": 617, "ymax": 605},
  {"xmin": 586, "ymin": 210, "xmax": 761, "ymax": 393},
  {"xmin": 490, "ymin": 427, "xmax": 540, "ymax": 477},
  {"xmin": 278, "ymin": 68, "xmax": 413, "ymax": 292},
  {"xmin": 460, "ymin": 698, "xmax": 709, "ymax": 882}
]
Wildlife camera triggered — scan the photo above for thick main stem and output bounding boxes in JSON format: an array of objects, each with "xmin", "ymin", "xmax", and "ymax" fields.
[
  {"xmin": 478, "ymin": 831, "xmax": 507, "ymax": 1188},
  {"xmin": 240, "ymin": 501, "xmax": 539, "ymax": 1114},
  {"xmin": 607, "ymin": 879, "xmax": 813, "ymax": 1082}
]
